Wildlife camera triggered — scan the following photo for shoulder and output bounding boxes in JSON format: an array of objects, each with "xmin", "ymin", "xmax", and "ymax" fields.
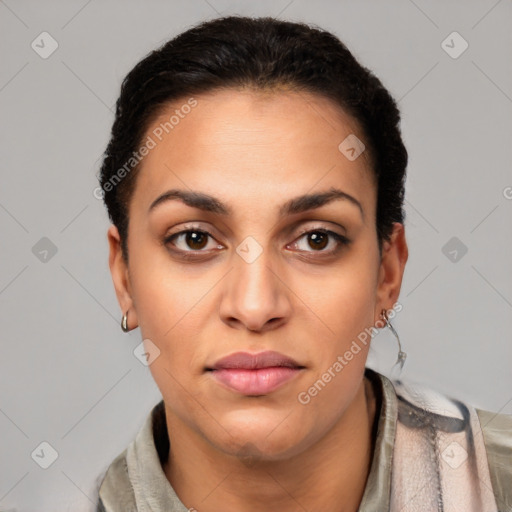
[
  {"xmin": 387, "ymin": 373, "xmax": 512, "ymax": 509},
  {"xmin": 96, "ymin": 400, "xmax": 167, "ymax": 511},
  {"xmin": 97, "ymin": 448, "xmax": 136, "ymax": 511},
  {"xmin": 475, "ymin": 407, "xmax": 512, "ymax": 511}
]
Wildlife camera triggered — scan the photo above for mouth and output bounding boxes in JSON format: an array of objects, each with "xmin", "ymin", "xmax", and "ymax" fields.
[{"xmin": 205, "ymin": 351, "xmax": 306, "ymax": 396}]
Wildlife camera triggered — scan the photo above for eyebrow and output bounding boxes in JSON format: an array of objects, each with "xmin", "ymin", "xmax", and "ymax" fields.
[{"xmin": 148, "ymin": 187, "xmax": 364, "ymax": 220}]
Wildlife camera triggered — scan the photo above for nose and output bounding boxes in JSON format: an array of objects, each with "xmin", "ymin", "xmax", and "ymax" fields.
[{"xmin": 219, "ymin": 245, "xmax": 292, "ymax": 333}]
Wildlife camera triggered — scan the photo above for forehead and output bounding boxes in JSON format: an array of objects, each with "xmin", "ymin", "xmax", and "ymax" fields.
[{"xmin": 130, "ymin": 88, "xmax": 375, "ymax": 217}]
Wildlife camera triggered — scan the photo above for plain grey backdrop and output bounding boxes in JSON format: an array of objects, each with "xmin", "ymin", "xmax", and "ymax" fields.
[{"xmin": 1, "ymin": 0, "xmax": 511, "ymax": 510}]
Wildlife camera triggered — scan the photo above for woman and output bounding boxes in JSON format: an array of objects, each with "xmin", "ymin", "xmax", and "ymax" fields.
[{"xmin": 96, "ymin": 15, "xmax": 511, "ymax": 511}]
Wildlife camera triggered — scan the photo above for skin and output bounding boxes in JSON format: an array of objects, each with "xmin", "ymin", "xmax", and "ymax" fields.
[{"xmin": 108, "ymin": 88, "xmax": 408, "ymax": 511}]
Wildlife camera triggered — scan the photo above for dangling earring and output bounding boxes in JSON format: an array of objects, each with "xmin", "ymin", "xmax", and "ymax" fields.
[
  {"xmin": 380, "ymin": 308, "xmax": 407, "ymax": 379},
  {"xmin": 121, "ymin": 310, "xmax": 130, "ymax": 333}
]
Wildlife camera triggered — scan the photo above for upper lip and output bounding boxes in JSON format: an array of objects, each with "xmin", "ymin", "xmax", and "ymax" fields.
[{"xmin": 207, "ymin": 350, "xmax": 304, "ymax": 371}]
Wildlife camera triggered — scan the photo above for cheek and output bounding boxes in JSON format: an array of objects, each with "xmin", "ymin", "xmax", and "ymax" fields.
[
  {"xmin": 326, "ymin": 281, "xmax": 376, "ymax": 342},
  {"xmin": 129, "ymin": 242, "xmax": 215, "ymax": 342},
  {"xmin": 304, "ymin": 259, "xmax": 378, "ymax": 350},
  {"xmin": 295, "ymin": 279, "xmax": 375, "ymax": 424},
  {"xmin": 128, "ymin": 277, "xmax": 204, "ymax": 407}
]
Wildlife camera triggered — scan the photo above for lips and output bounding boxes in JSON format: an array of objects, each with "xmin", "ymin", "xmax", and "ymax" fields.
[
  {"xmin": 206, "ymin": 351, "xmax": 305, "ymax": 395},
  {"xmin": 208, "ymin": 350, "xmax": 303, "ymax": 371}
]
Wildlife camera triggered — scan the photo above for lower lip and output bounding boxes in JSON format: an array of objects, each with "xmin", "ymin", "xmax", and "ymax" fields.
[{"xmin": 209, "ymin": 367, "xmax": 302, "ymax": 395}]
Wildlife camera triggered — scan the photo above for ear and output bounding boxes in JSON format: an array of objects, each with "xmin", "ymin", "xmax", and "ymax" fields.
[
  {"xmin": 107, "ymin": 224, "xmax": 138, "ymax": 330},
  {"xmin": 374, "ymin": 222, "xmax": 408, "ymax": 323}
]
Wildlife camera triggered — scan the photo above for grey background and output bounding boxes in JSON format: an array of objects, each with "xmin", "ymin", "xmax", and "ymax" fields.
[{"xmin": 1, "ymin": 0, "xmax": 511, "ymax": 510}]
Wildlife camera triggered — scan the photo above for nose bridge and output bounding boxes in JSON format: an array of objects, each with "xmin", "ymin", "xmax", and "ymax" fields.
[
  {"xmin": 221, "ymin": 236, "xmax": 290, "ymax": 330},
  {"xmin": 237, "ymin": 246, "xmax": 275, "ymax": 300}
]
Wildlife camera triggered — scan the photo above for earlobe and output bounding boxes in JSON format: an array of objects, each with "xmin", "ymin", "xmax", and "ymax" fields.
[{"xmin": 107, "ymin": 225, "xmax": 138, "ymax": 329}]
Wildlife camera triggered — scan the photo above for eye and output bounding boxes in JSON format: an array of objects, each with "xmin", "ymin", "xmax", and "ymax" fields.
[
  {"xmin": 164, "ymin": 227, "xmax": 223, "ymax": 253},
  {"xmin": 289, "ymin": 228, "xmax": 350, "ymax": 254},
  {"xmin": 163, "ymin": 225, "xmax": 350, "ymax": 259}
]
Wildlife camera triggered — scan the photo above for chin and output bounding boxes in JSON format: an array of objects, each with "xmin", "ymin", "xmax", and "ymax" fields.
[{"xmin": 208, "ymin": 410, "xmax": 310, "ymax": 461}]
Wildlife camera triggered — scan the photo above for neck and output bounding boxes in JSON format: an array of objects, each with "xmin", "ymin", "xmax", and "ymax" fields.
[{"xmin": 163, "ymin": 375, "xmax": 377, "ymax": 512}]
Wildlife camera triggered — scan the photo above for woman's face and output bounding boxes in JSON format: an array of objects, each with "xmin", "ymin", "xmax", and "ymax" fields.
[{"xmin": 108, "ymin": 88, "xmax": 407, "ymax": 460}]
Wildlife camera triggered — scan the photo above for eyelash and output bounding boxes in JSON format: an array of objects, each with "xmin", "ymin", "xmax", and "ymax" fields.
[{"xmin": 163, "ymin": 224, "xmax": 350, "ymax": 259}]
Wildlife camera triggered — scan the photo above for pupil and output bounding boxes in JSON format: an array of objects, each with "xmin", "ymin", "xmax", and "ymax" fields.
[
  {"xmin": 309, "ymin": 232, "xmax": 327, "ymax": 250},
  {"xmin": 187, "ymin": 231, "xmax": 207, "ymax": 249}
]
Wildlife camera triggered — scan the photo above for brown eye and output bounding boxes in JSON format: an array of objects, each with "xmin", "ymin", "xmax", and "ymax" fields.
[
  {"xmin": 165, "ymin": 229, "xmax": 220, "ymax": 252},
  {"xmin": 184, "ymin": 231, "xmax": 208, "ymax": 250},
  {"xmin": 291, "ymin": 228, "xmax": 350, "ymax": 255},
  {"xmin": 307, "ymin": 232, "xmax": 328, "ymax": 250}
]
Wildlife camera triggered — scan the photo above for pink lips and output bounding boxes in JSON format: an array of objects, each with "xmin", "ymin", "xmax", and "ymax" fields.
[{"xmin": 207, "ymin": 350, "xmax": 304, "ymax": 395}]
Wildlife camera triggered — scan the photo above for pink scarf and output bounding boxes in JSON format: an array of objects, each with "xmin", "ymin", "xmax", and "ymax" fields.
[{"xmin": 390, "ymin": 377, "xmax": 498, "ymax": 511}]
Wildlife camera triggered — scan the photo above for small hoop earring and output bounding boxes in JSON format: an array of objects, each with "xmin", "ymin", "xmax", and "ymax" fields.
[
  {"xmin": 380, "ymin": 308, "xmax": 407, "ymax": 379},
  {"xmin": 121, "ymin": 311, "xmax": 129, "ymax": 333}
]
